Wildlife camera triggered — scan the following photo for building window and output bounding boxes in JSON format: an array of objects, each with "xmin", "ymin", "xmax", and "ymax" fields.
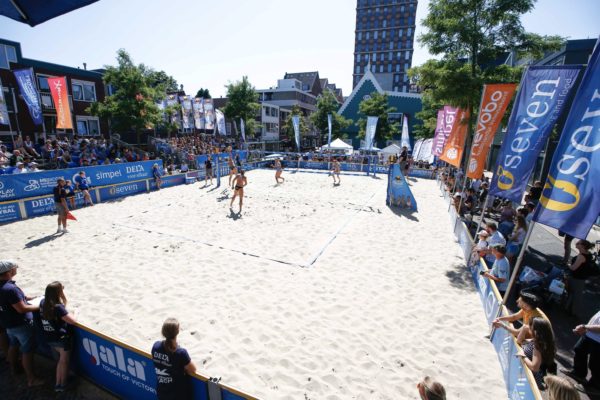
[
  {"xmin": 380, "ymin": 53, "xmax": 385, "ymax": 61},
  {"xmin": 398, "ymin": 28, "xmax": 403, "ymax": 38},
  {"xmin": 379, "ymin": 65, "xmax": 384, "ymax": 73},
  {"xmin": 407, "ymin": 27, "xmax": 412, "ymax": 37},
  {"xmin": 36, "ymin": 75, "xmax": 51, "ymax": 92},
  {"xmin": 71, "ymin": 80, "xmax": 96, "ymax": 102},
  {"xmin": 366, "ymin": 31, "xmax": 370, "ymax": 40},
  {"xmin": 357, "ymin": 32, "xmax": 362, "ymax": 40},
  {"xmin": 382, "ymin": 19, "xmax": 387, "ymax": 28},
  {"xmin": 76, "ymin": 116, "xmax": 101, "ymax": 136},
  {"xmin": 405, "ymin": 51, "xmax": 411, "ymax": 60},
  {"xmin": 394, "ymin": 75, "xmax": 400, "ymax": 83},
  {"xmin": 389, "ymin": 41, "xmax": 394, "ymax": 50},
  {"xmin": 388, "ymin": 64, "xmax": 392, "ymax": 72},
  {"xmin": 0, "ymin": 44, "xmax": 17, "ymax": 69},
  {"xmin": 396, "ymin": 64, "xmax": 401, "ymax": 72},
  {"xmin": 374, "ymin": 31, "xmax": 378, "ymax": 39}
]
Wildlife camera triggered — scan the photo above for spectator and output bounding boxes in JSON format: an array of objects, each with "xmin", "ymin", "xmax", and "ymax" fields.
[
  {"xmin": 568, "ymin": 240, "xmax": 598, "ymax": 280},
  {"xmin": 527, "ymin": 181, "xmax": 543, "ymax": 204},
  {"xmin": 506, "ymin": 215, "xmax": 528, "ymax": 262},
  {"xmin": 516, "ymin": 317, "xmax": 557, "ymax": 389},
  {"xmin": 493, "ymin": 291, "xmax": 547, "ymax": 344},
  {"xmin": 0, "ymin": 260, "xmax": 43, "ymax": 387},
  {"xmin": 23, "ymin": 135, "xmax": 40, "ymax": 158},
  {"xmin": 152, "ymin": 318, "xmax": 197, "ymax": 400},
  {"xmin": 28, "ymin": 161, "xmax": 41, "ymax": 172},
  {"xmin": 205, "ymin": 158, "xmax": 213, "ymax": 186},
  {"xmin": 525, "ymin": 202, "xmax": 536, "ymax": 225},
  {"xmin": 482, "ymin": 222, "xmax": 506, "ymax": 266},
  {"xmin": 152, "ymin": 163, "xmax": 162, "ymax": 190},
  {"xmin": 479, "ymin": 182, "xmax": 489, "ymax": 206},
  {"xmin": 417, "ymin": 376, "xmax": 446, "ymax": 400},
  {"xmin": 38, "ymin": 282, "xmax": 77, "ymax": 392},
  {"xmin": 481, "ymin": 245, "xmax": 510, "ymax": 297},
  {"xmin": 53, "ymin": 178, "xmax": 69, "ymax": 233},
  {"xmin": 499, "ymin": 201, "xmax": 517, "ymax": 223},
  {"xmin": 561, "ymin": 310, "xmax": 600, "ymax": 390},
  {"xmin": 544, "ymin": 376, "xmax": 581, "ymax": 400},
  {"xmin": 13, "ymin": 161, "xmax": 27, "ymax": 174},
  {"xmin": 74, "ymin": 171, "xmax": 94, "ymax": 207},
  {"xmin": 64, "ymin": 180, "xmax": 76, "ymax": 209},
  {"xmin": 470, "ymin": 230, "xmax": 489, "ymax": 266}
]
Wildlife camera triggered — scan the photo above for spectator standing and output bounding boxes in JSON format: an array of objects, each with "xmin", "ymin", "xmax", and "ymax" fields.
[
  {"xmin": 64, "ymin": 180, "xmax": 76, "ymax": 209},
  {"xmin": 516, "ymin": 317, "xmax": 557, "ymax": 389},
  {"xmin": 152, "ymin": 318, "xmax": 197, "ymax": 400},
  {"xmin": 53, "ymin": 178, "xmax": 69, "ymax": 233},
  {"xmin": 568, "ymin": 240, "xmax": 598, "ymax": 280},
  {"xmin": 562, "ymin": 310, "xmax": 600, "ymax": 389},
  {"xmin": 482, "ymin": 222, "xmax": 506, "ymax": 266},
  {"xmin": 38, "ymin": 282, "xmax": 77, "ymax": 392},
  {"xmin": 0, "ymin": 260, "xmax": 43, "ymax": 387},
  {"xmin": 506, "ymin": 215, "xmax": 528, "ymax": 262},
  {"xmin": 482, "ymin": 245, "xmax": 510, "ymax": 297},
  {"xmin": 204, "ymin": 158, "xmax": 213, "ymax": 186},
  {"xmin": 152, "ymin": 163, "xmax": 162, "ymax": 190}
]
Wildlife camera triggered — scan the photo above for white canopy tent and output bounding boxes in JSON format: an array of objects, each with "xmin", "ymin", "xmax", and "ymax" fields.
[
  {"xmin": 321, "ymin": 138, "xmax": 354, "ymax": 154},
  {"xmin": 378, "ymin": 143, "xmax": 402, "ymax": 156}
]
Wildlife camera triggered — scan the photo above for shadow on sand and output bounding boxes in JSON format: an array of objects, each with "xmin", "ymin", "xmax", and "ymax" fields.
[
  {"xmin": 227, "ymin": 208, "xmax": 242, "ymax": 221},
  {"xmin": 24, "ymin": 233, "xmax": 64, "ymax": 249},
  {"xmin": 445, "ymin": 261, "xmax": 476, "ymax": 291},
  {"xmin": 387, "ymin": 205, "xmax": 419, "ymax": 222}
]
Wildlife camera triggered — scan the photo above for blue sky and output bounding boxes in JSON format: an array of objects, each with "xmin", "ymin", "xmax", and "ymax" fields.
[{"xmin": 1, "ymin": 0, "xmax": 598, "ymax": 98}]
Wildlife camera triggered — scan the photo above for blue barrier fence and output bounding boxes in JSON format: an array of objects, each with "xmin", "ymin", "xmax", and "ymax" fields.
[
  {"xmin": 441, "ymin": 177, "xmax": 542, "ymax": 400},
  {"xmin": 72, "ymin": 323, "xmax": 258, "ymax": 400}
]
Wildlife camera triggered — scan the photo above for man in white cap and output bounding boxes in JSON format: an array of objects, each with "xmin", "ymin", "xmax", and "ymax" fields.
[
  {"xmin": 12, "ymin": 162, "xmax": 27, "ymax": 174},
  {"xmin": 0, "ymin": 260, "xmax": 43, "ymax": 386}
]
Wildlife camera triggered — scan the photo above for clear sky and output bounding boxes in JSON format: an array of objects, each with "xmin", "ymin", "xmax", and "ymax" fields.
[{"xmin": 1, "ymin": 0, "xmax": 598, "ymax": 98}]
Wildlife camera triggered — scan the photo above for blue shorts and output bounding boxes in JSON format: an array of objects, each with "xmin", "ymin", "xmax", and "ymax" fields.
[{"xmin": 6, "ymin": 322, "xmax": 35, "ymax": 353}]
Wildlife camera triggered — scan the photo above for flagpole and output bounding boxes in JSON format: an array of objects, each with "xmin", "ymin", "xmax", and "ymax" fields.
[{"xmin": 502, "ymin": 221, "xmax": 535, "ymax": 304}]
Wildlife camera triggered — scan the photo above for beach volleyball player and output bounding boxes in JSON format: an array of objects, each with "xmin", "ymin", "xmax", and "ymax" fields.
[
  {"xmin": 230, "ymin": 170, "xmax": 247, "ymax": 212},
  {"xmin": 274, "ymin": 158, "xmax": 284, "ymax": 184},
  {"xmin": 228, "ymin": 150, "xmax": 238, "ymax": 186},
  {"xmin": 331, "ymin": 158, "xmax": 341, "ymax": 185}
]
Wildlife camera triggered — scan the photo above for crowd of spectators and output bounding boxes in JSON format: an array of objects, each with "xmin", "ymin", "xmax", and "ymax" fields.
[{"xmin": 154, "ymin": 134, "xmax": 242, "ymax": 170}]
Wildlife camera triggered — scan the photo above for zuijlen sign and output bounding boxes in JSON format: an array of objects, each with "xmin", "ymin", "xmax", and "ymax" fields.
[{"xmin": 489, "ymin": 66, "xmax": 583, "ymax": 203}]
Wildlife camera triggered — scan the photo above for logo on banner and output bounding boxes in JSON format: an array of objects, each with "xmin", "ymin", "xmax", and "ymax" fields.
[
  {"xmin": 469, "ymin": 159, "xmax": 478, "ymax": 173},
  {"xmin": 82, "ymin": 338, "xmax": 146, "ymax": 381},
  {"xmin": 24, "ymin": 180, "xmax": 41, "ymax": 192},
  {"xmin": 446, "ymin": 148, "xmax": 458, "ymax": 160}
]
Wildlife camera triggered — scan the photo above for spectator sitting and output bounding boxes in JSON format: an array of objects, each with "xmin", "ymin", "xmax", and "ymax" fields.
[
  {"xmin": 0, "ymin": 260, "xmax": 43, "ymax": 386},
  {"xmin": 23, "ymin": 135, "xmax": 40, "ymax": 158},
  {"xmin": 482, "ymin": 222, "xmax": 506, "ymax": 266},
  {"xmin": 561, "ymin": 310, "xmax": 600, "ymax": 390},
  {"xmin": 417, "ymin": 376, "xmax": 446, "ymax": 400},
  {"xmin": 499, "ymin": 201, "xmax": 517, "ymax": 223},
  {"xmin": 462, "ymin": 188, "xmax": 476, "ymax": 215},
  {"xmin": 544, "ymin": 376, "xmax": 581, "ymax": 400},
  {"xmin": 10, "ymin": 149, "xmax": 24, "ymax": 166},
  {"xmin": 470, "ymin": 230, "xmax": 489, "ymax": 267},
  {"xmin": 515, "ymin": 317, "xmax": 557, "ymax": 389},
  {"xmin": 481, "ymin": 245, "xmax": 510, "ymax": 297},
  {"xmin": 152, "ymin": 318, "xmax": 197, "ymax": 400},
  {"xmin": 38, "ymin": 281, "xmax": 77, "ymax": 392},
  {"xmin": 568, "ymin": 240, "xmax": 599, "ymax": 280},
  {"xmin": 13, "ymin": 161, "xmax": 28, "ymax": 174},
  {"xmin": 28, "ymin": 161, "xmax": 41, "ymax": 172},
  {"xmin": 493, "ymin": 291, "xmax": 548, "ymax": 345},
  {"xmin": 506, "ymin": 215, "xmax": 528, "ymax": 263}
]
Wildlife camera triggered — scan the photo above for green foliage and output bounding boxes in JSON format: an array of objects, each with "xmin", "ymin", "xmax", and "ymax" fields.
[
  {"xmin": 223, "ymin": 76, "xmax": 260, "ymax": 139},
  {"xmin": 310, "ymin": 90, "xmax": 352, "ymax": 141},
  {"xmin": 195, "ymin": 88, "xmax": 211, "ymax": 99},
  {"xmin": 357, "ymin": 92, "xmax": 399, "ymax": 143},
  {"xmin": 283, "ymin": 105, "xmax": 309, "ymax": 142},
  {"xmin": 516, "ymin": 33, "xmax": 565, "ymax": 61},
  {"xmin": 142, "ymin": 68, "xmax": 179, "ymax": 94},
  {"xmin": 89, "ymin": 49, "xmax": 164, "ymax": 143},
  {"xmin": 412, "ymin": 92, "xmax": 444, "ymax": 139}
]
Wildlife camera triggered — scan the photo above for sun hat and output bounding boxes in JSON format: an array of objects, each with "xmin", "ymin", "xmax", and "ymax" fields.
[{"xmin": 0, "ymin": 260, "xmax": 18, "ymax": 274}]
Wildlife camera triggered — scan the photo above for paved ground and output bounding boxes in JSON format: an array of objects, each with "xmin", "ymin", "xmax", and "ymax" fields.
[{"xmin": 469, "ymin": 211, "xmax": 600, "ymax": 400}]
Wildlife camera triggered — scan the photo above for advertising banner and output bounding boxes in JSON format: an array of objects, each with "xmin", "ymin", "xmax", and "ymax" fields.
[
  {"xmin": 387, "ymin": 164, "xmax": 417, "ymax": 211},
  {"xmin": 292, "ymin": 115, "xmax": 301, "ymax": 150},
  {"xmin": 166, "ymin": 95, "xmax": 180, "ymax": 128},
  {"xmin": 466, "ymin": 84, "xmax": 518, "ymax": 179},
  {"xmin": 180, "ymin": 96, "xmax": 192, "ymax": 130},
  {"xmin": 434, "ymin": 106, "xmax": 458, "ymax": 156},
  {"xmin": 298, "ymin": 161, "xmax": 329, "ymax": 170},
  {"xmin": 327, "ymin": 114, "xmax": 332, "ymax": 147},
  {"xmin": 193, "ymin": 97, "xmax": 204, "ymax": 129},
  {"xmin": 471, "ymin": 260, "xmax": 502, "ymax": 326},
  {"xmin": 23, "ymin": 191, "xmax": 99, "ymax": 218},
  {"xmin": 204, "ymin": 98, "xmax": 215, "ymax": 130},
  {"xmin": 13, "ymin": 68, "xmax": 43, "ymax": 126},
  {"xmin": 439, "ymin": 108, "xmax": 469, "ymax": 167},
  {"xmin": 149, "ymin": 174, "xmax": 185, "ymax": 190},
  {"xmin": 0, "ymin": 78, "xmax": 9, "ymax": 125},
  {"xmin": 412, "ymin": 139, "xmax": 423, "ymax": 160},
  {"xmin": 533, "ymin": 38, "xmax": 600, "ymax": 239},
  {"xmin": 216, "ymin": 109, "xmax": 226, "ymax": 135},
  {"xmin": 0, "ymin": 201, "xmax": 21, "ymax": 223},
  {"xmin": 47, "ymin": 76, "xmax": 73, "ymax": 129},
  {"xmin": 98, "ymin": 180, "xmax": 147, "ymax": 201},
  {"xmin": 365, "ymin": 116, "xmax": 378, "ymax": 150},
  {"xmin": 0, "ymin": 160, "xmax": 162, "ymax": 201},
  {"xmin": 401, "ymin": 115, "xmax": 411, "ymax": 150},
  {"xmin": 432, "ymin": 109, "xmax": 446, "ymax": 156},
  {"xmin": 489, "ymin": 66, "xmax": 582, "ymax": 202},
  {"xmin": 491, "ymin": 325, "xmax": 542, "ymax": 400}
]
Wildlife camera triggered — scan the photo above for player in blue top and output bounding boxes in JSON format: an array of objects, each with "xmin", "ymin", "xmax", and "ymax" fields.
[
  {"xmin": 152, "ymin": 318, "xmax": 196, "ymax": 400},
  {"xmin": 152, "ymin": 163, "xmax": 162, "ymax": 190},
  {"xmin": 38, "ymin": 281, "xmax": 77, "ymax": 392},
  {"xmin": 74, "ymin": 171, "xmax": 94, "ymax": 207},
  {"xmin": 64, "ymin": 180, "xmax": 76, "ymax": 209}
]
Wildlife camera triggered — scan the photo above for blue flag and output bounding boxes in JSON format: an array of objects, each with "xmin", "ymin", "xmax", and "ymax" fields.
[
  {"xmin": 533, "ymin": 38, "xmax": 600, "ymax": 238},
  {"xmin": 13, "ymin": 68, "xmax": 43, "ymax": 126},
  {"xmin": 489, "ymin": 66, "xmax": 583, "ymax": 202}
]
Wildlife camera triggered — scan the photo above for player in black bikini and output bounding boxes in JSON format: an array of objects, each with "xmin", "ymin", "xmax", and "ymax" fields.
[{"xmin": 230, "ymin": 170, "xmax": 247, "ymax": 212}]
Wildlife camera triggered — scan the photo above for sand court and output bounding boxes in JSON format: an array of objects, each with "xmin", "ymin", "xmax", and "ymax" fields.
[{"xmin": 1, "ymin": 169, "xmax": 507, "ymax": 399}]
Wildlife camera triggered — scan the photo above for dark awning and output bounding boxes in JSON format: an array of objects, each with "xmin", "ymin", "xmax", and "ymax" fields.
[{"xmin": 0, "ymin": 0, "xmax": 99, "ymax": 27}]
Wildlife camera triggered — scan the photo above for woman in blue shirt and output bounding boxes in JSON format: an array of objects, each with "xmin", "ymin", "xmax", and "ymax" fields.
[
  {"xmin": 39, "ymin": 281, "xmax": 77, "ymax": 392},
  {"xmin": 74, "ymin": 171, "xmax": 94, "ymax": 207},
  {"xmin": 152, "ymin": 318, "xmax": 196, "ymax": 400}
]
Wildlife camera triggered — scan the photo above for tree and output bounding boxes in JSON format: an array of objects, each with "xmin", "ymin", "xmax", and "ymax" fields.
[
  {"xmin": 223, "ymin": 76, "xmax": 260, "ymax": 140},
  {"xmin": 89, "ymin": 49, "xmax": 163, "ymax": 144},
  {"xmin": 195, "ymin": 88, "xmax": 211, "ymax": 99},
  {"xmin": 143, "ymin": 68, "xmax": 179, "ymax": 93},
  {"xmin": 282, "ymin": 105, "xmax": 309, "ymax": 145},
  {"xmin": 357, "ymin": 92, "xmax": 399, "ymax": 145},
  {"xmin": 310, "ymin": 90, "xmax": 352, "ymax": 143}
]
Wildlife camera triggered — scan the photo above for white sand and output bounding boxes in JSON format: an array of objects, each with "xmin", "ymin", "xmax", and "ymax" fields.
[{"xmin": 2, "ymin": 169, "xmax": 507, "ymax": 399}]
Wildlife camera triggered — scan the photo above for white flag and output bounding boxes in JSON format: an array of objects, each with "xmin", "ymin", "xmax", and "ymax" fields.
[
  {"xmin": 365, "ymin": 116, "xmax": 379, "ymax": 150},
  {"xmin": 401, "ymin": 115, "xmax": 411, "ymax": 150},
  {"xmin": 240, "ymin": 118, "xmax": 246, "ymax": 142},
  {"xmin": 292, "ymin": 115, "xmax": 301, "ymax": 150}
]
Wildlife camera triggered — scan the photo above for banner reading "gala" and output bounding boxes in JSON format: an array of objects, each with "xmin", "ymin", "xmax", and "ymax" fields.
[
  {"xmin": 48, "ymin": 76, "xmax": 73, "ymax": 130},
  {"xmin": 466, "ymin": 83, "xmax": 517, "ymax": 179}
]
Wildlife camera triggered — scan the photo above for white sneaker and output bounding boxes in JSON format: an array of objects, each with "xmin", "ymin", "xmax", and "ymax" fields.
[
  {"xmin": 62, "ymin": 228, "xmax": 69, "ymax": 233},
  {"xmin": 57, "ymin": 227, "xmax": 62, "ymax": 233}
]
